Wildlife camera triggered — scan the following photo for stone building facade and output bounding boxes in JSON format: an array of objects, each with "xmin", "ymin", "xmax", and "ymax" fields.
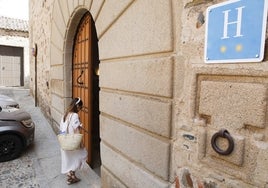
[{"xmin": 29, "ymin": 0, "xmax": 268, "ymax": 187}]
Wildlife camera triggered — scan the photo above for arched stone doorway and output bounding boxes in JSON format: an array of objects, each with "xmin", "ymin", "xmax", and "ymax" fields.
[{"xmin": 64, "ymin": 10, "xmax": 100, "ymax": 173}]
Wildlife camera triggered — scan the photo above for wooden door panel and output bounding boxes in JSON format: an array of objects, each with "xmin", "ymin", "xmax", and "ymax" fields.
[
  {"xmin": 72, "ymin": 13, "xmax": 92, "ymax": 163},
  {"xmin": 84, "ymin": 70, "xmax": 89, "ymax": 87}
]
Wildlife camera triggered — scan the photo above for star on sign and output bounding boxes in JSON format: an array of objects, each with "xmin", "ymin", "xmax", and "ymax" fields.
[
  {"xmin": 220, "ymin": 46, "xmax": 227, "ymax": 53},
  {"xmin": 236, "ymin": 44, "xmax": 243, "ymax": 52}
]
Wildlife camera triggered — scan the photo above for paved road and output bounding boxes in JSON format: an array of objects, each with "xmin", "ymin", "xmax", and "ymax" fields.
[{"xmin": 0, "ymin": 87, "xmax": 101, "ymax": 188}]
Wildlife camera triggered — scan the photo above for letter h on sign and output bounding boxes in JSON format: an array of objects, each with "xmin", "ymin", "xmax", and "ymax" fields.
[
  {"xmin": 221, "ymin": 6, "xmax": 245, "ymax": 39},
  {"xmin": 204, "ymin": 0, "xmax": 268, "ymax": 63}
]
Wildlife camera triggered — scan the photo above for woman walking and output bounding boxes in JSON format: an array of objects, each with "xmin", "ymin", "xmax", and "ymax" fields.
[{"xmin": 59, "ymin": 97, "xmax": 88, "ymax": 185}]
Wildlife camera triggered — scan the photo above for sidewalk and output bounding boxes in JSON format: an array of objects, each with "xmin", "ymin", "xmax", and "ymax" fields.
[{"xmin": 0, "ymin": 87, "xmax": 101, "ymax": 188}]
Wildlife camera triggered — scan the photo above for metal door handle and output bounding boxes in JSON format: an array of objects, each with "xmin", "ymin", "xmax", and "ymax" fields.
[{"xmin": 77, "ymin": 70, "xmax": 84, "ymax": 85}]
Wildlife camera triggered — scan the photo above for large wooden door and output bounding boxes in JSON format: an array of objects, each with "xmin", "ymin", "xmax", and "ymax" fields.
[{"xmin": 72, "ymin": 13, "xmax": 92, "ymax": 163}]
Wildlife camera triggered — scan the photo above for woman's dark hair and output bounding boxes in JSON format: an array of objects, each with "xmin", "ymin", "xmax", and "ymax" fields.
[{"xmin": 63, "ymin": 97, "xmax": 83, "ymax": 122}]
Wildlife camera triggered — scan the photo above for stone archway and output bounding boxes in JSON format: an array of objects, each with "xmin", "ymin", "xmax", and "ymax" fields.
[
  {"xmin": 50, "ymin": 1, "xmax": 103, "ymax": 175},
  {"xmin": 63, "ymin": 10, "xmax": 100, "ymax": 171}
]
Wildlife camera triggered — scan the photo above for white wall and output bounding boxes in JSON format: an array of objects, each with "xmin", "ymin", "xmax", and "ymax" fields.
[{"xmin": 0, "ymin": 35, "xmax": 30, "ymax": 87}]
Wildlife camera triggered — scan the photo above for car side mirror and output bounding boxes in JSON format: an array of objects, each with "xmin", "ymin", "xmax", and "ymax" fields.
[{"xmin": 0, "ymin": 106, "xmax": 2, "ymax": 112}]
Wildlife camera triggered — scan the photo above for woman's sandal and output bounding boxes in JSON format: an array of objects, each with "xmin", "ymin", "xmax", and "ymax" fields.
[{"xmin": 67, "ymin": 171, "xmax": 81, "ymax": 185}]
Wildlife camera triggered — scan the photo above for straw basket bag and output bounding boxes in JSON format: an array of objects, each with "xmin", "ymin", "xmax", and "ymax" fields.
[
  {"xmin": 57, "ymin": 115, "xmax": 83, "ymax": 151},
  {"xmin": 58, "ymin": 133, "xmax": 83, "ymax": 151}
]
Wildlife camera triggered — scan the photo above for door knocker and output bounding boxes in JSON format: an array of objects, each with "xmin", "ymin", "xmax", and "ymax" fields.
[
  {"xmin": 211, "ymin": 129, "xmax": 234, "ymax": 155},
  {"xmin": 77, "ymin": 70, "xmax": 84, "ymax": 85}
]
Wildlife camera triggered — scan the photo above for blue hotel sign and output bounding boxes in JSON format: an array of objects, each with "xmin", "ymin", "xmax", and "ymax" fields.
[{"xmin": 204, "ymin": 0, "xmax": 268, "ymax": 63}]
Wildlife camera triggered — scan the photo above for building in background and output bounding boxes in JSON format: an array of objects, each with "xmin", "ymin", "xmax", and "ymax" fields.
[
  {"xmin": 0, "ymin": 16, "xmax": 29, "ymax": 87},
  {"xmin": 29, "ymin": 0, "xmax": 268, "ymax": 187}
]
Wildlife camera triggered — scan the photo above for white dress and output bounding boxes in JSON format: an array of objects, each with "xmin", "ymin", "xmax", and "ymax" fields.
[{"xmin": 60, "ymin": 112, "xmax": 88, "ymax": 174}]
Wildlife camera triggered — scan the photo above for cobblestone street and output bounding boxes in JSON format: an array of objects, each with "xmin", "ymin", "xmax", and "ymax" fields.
[
  {"xmin": 0, "ymin": 149, "xmax": 39, "ymax": 188},
  {"xmin": 0, "ymin": 87, "xmax": 100, "ymax": 188}
]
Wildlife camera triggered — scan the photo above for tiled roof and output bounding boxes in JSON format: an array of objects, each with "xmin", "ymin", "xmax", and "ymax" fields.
[{"xmin": 0, "ymin": 16, "xmax": 28, "ymax": 32}]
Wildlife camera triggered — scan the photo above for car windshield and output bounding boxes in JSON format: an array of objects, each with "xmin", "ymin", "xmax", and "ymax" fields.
[{"xmin": 0, "ymin": 95, "xmax": 19, "ymax": 109}]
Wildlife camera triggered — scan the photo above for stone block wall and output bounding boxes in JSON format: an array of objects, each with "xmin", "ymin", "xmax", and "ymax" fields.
[
  {"xmin": 29, "ymin": 0, "xmax": 54, "ymax": 119},
  {"xmin": 29, "ymin": 0, "xmax": 268, "ymax": 187},
  {"xmin": 98, "ymin": 0, "xmax": 174, "ymax": 187},
  {"xmin": 172, "ymin": 0, "xmax": 268, "ymax": 187}
]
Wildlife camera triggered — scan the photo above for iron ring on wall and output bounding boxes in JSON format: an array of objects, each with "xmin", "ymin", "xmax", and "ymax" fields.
[{"xmin": 211, "ymin": 129, "xmax": 234, "ymax": 155}]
